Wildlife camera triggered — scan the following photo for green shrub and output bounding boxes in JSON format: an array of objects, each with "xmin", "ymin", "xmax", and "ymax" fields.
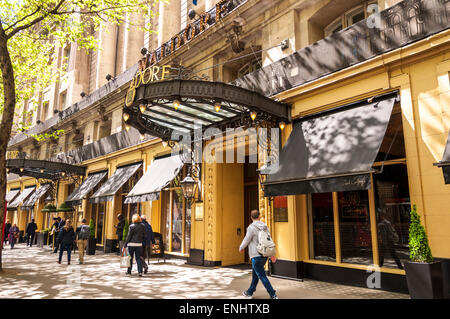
[
  {"xmin": 122, "ymin": 219, "xmax": 129, "ymax": 241},
  {"xmin": 409, "ymin": 204, "xmax": 433, "ymax": 263},
  {"xmin": 89, "ymin": 219, "xmax": 95, "ymax": 238}
]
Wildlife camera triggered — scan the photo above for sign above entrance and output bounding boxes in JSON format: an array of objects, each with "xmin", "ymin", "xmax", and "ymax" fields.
[{"xmin": 142, "ymin": 0, "xmax": 247, "ymax": 67}]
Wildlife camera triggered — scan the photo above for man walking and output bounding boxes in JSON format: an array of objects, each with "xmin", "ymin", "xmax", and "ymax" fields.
[
  {"xmin": 141, "ymin": 215, "xmax": 155, "ymax": 274},
  {"xmin": 76, "ymin": 219, "xmax": 90, "ymax": 264},
  {"xmin": 53, "ymin": 217, "xmax": 65, "ymax": 253},
  {"xmin": 3, "ymin": 220, "xmax": 11, "ymax": 248},
  {"xmin": 26, "ymin": 219, "xmax": 38, "ymax": 247},
  {"xmin": 239, "ymin": 210, "xmax": 278, "ymax": 299}
]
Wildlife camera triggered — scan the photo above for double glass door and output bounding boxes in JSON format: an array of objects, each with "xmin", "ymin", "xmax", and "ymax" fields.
[{"xmin": 91, "ymin": 203, "xmax": 105, "ymax": 245}]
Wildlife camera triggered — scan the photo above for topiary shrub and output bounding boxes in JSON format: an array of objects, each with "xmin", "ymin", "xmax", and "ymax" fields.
[
  {"xmin": 409, "ymin": 204, "xmax": 433, "ymax": 263},
  {"xmin": 122, "ymin": 219, "xmax": 129, "ymax": 241},
  {"xmin": 89, "ymin": 219, "xmax": 95, "ymax": 238}
]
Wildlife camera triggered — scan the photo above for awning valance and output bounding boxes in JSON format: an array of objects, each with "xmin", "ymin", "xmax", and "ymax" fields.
[
  {"xmin": 125, "ymin": 155, "xmax": 184, "ymax": 204},
  {"xmin": 433, "ymin": 130, "xmax": 450, "ymax": 184},
  {"xmin": 262, "ymin": 93, "xmax": 397, "ymax": 196},
  {"xmin": 21, "ymin": 184, "xmax": 51, "ymax": 210},
  {"xmin": 7, "ymin": 186, "xmax": 36, "ymax": 210},
  {"xmin": 65, "ymin": 171, "xmax": 108, "ymax": 206},
  {"xmin": 6, "ymin": 188, "xmax": 20, "ymax": 203},
  {"xmin": 90, "ymin": 163, "xmax": 142, "ymax": 203}
]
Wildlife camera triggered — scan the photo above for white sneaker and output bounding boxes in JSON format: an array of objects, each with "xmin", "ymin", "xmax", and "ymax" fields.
[{"xmin": 242, "ymin": 291, "xmax": 253, "ymax": 299}]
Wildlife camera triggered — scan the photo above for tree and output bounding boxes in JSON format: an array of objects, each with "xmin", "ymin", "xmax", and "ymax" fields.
[
  {"xmin": 409, "ymin": 204, "xmax": 433, "ymax": 263},
  {"xmin": 0, "ymin": 0, "xmax": 159, "ymax": 270}
]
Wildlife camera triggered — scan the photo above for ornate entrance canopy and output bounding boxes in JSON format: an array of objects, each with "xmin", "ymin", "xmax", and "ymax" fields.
[
  {"xmin": 6, "ymin": 159, "xmax": 86, "ymax": 180},
  {"xmin": 123, "ymin": 77, "xmax": 291, "ymax": 143}
]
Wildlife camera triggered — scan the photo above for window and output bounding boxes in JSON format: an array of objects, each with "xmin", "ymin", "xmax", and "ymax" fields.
[
  {"xmin": 62, "ymin": 45, "xmax": 70, "ymax": 73},
  {"xmin": 59, "ymin": 91, "xmax": 67, "ymax": 110},
  {"xmin": 237, "ymin": 58, "xmax": 262, "ymax": 79},
  {"xmin": 161, "ymin": 166, "xmax": 191, "ymax": 254},
  {"xmin": 88, "ymin": 174, "xmax": 107, "ymax": 245},
  {"xmin": 41, "ymin": 101, "xmax": 49, "ymax": 121},
  {"xmin": 324, "ymin": 1, "xmax": 379, "ymax": 37},
  {"xmin": 120, "ymin": 167, "xmax": 144, "ymax": 223},
  {"xmin": 307, "ymin": 102, "xmax": 410, "ymax": 269}
]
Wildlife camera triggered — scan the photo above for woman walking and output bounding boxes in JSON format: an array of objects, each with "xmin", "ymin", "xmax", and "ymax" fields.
[
  {"xmin": 57, "ymin": 220, "xmax": 75, "ymax": 265},
  {"xmin": 8, "ymin": 224, "xmax": 19, "ymax": 249},
  {"xmin": 124, "ymin": 214, "xmax": 146, "ymax": 277}
]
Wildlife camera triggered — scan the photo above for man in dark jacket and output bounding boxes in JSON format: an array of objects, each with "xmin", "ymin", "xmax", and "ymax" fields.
[
  {"xmin": 140, "ymin": 215, "xmax": 155, "ymax": 274},
  {"xmin": 3, "ymin": 220, "xmax": 11, "ymax": 247},
  {"xmin": 53, "ymin": 217, "xmax": 65, "ymax": 253},
  {"xmin": 26, "ymin": 219, "xmax": 38, "ymax": 247},
  {"xmin": 124, "ymin": 214, "xmax": 146, "ymax": 277}
]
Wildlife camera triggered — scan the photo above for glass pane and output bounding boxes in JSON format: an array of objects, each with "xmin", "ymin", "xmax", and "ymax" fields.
[
  {"xmin": 150, "ymin": 105, "xmax": 211, "ymax": 126},
  {"xmin": 144, "ymin": 110, "xmax": 196, "ymax": 130},
  {"xmin": 172, "ymin": 189, "xmax": 183, "ymax": 252},
  {"xmin": 374, "ymin": 164, "xmax": 410, "ymax": 270},
  {"xmin": 185, "ymin": 203, "xmax": 191, "ymax": 254},
  {"xmin": 347, "ymin": 8, "xmax": 365, "ymax": 26},
  {"xmin": 162, "ymin": 190, "xmax": 171, "ymax": 252},
  {"xmin": 338, "ymin": 190, "xmax": 373, "ymax": 265},
  {"xmin": 310, "ymin": 193, "xmax": 336, "ymax": 261},
  {"xmin": 96, "ymin": 203, "xmax": 105, "ymax": 244}
]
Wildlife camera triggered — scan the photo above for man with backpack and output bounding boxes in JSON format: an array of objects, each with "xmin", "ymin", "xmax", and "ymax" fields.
[
  {"xmin": 76, "ymin": 219, "xmax": 90, "ymax": 264},
  {"xmin": 239, "ymin": 209, "xmax": 278, "ymax": 299}
]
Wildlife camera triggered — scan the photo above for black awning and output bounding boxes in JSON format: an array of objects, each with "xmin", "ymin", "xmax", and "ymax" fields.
[
  {"xmin": 21, "ymin": 184, "xmax": 51, "ymax": 210},
  {"xmin": 6, "ymin": 159, "xmax": 85, "ymax": 180},
  {"xmin": 6, "ymin": 188, "xmax": 20, "ymax": 204},
  {"xmin": 7, "ymin": 186, "xmax": 36, "ymax": 210},
  {"xmin": 65, "ymin": 171, "xmax": 108, "ymax": 206},
  {"xmin": 433, "ymin": 130, "xmax": 450, "ymax": 184},
  {"xmin": 90, "ymin": 163, "xmax": 142, "ymax": 203},
  {"xmin": 263, "ymin": 93, "xmax": 397, "ymax": 196}
]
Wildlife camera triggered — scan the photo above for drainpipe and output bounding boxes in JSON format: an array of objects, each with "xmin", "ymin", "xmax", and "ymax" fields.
[{"xmin": 114, "ymin": 23, "xmax": 120, "ymax": 77}]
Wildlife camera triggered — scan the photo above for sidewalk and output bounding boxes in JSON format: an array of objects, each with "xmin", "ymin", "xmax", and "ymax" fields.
[{"xmin": 0, "ymin": 243, "xmax": 409, "ymax": 299}]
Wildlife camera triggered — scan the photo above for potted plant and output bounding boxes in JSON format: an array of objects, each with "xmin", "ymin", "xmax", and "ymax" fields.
[
  {"xmin": 86, "ymin": 219, "xmax": 97, "ymax": 255},
  {"xmin": 119, "ymin": 219, "xmax": 129, "ymax": 253},
  {"xmin": 404, "ymin": 205, "xmax": 443, "ymax": 299}
]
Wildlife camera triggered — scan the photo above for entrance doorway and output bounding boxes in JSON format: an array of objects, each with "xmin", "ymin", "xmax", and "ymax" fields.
[{"xmin": 244, "ymin": 162, "xmax": 259, "ymax": 262}]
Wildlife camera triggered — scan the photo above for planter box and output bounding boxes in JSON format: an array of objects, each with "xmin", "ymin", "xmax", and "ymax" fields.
[
  {"xmin": 86, "ymin": 237, "xmax": 97, "ymax": 255},
  {"xmin": 404, "ymin": 261, "xmax": 444, "ymax": 299}
]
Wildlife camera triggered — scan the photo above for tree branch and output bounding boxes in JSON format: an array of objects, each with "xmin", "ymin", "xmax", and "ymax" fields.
[
  {"xmin": 4, "ymin": 6, "xmax": 42, "ymax": 33},
  {"xmin": 6, "ymin": 0, "xmax": 67, "ymax": 40}
]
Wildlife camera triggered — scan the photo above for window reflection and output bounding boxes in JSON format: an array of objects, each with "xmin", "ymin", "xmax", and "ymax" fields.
[
  {"xmin": 309, "ymin": 193, "xmax": 336, "ymax": 261},
  {"xmin": 338, "ymin": 190, "xmax": 373, "ymax": 265},
  {"xmin": 374, "ymin": 164, "xmax": 410, "ymax": 270}
]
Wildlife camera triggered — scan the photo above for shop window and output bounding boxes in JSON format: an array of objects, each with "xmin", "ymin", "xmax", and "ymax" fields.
[
  {"xmin": 308, "ymin": 193, "xmax": 336, "ymax": 261},
  {"xmin": 120, "ymin": 167, "xmax": 144, "ymax": 223},
  {"xmin": 373, "ymin": 164, "xmax": 410, "ymax": 270},
  {"xmin": 91, "ymin": 202, "xmax": 106, "ymax": 245},
  {"xmin": 273, "ymin": 196, "xmax": 288, "ymax": 222},
  {"xmin": 338, "ymin": 190, "xmax": 373, "ymax": 265},
  {"xmin": 161, "ymin": 166, "xmax": 191, "ymax": 254}
]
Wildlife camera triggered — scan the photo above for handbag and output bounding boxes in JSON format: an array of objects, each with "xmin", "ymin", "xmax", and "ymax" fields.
[{"xmin": 120, "ymin": 247, "xmax": 131, "ymax": 268}]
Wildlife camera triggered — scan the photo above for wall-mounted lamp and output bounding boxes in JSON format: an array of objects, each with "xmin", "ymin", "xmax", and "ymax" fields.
[
  {"xmin": 80, "ymin": 92, "xmax": 86, "ymax": 98},
  {"xmin": 141, "ymin": 47, "xmax": 148, "ymax": 55},
  {"xmin": 250, "ymin": 111, "xmax": 257, "ymax": 121},
  {"xmin": 173, "ymin": 99, "xmax": 181, "ymax": 110},
  {"xmin": 106, "ymin": 74, "xmax": 113, "ymax": 81}
]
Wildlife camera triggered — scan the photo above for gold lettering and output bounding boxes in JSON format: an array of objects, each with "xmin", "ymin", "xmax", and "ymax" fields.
[
  {"xmin": 183, "ymin": 23, "xmax": 196, "ymax": 44},
  {"xmin": 200, "ymin": 12, "xmax": 211, "ymax": 32},
  {"xmin": 161, "ymin": 65, "xmax": 171, "ymax": 80},
  {"xmin": 141, "ymin": 67, "xmax": 153, "ymax": 84},
  {"xmin": 152, "ymin": 66, "xmax": 160, "ymax": 81},
  {"xmin": 149, "ymin": 51, "xmax": 156, "ymax": 66},
  {"xmin": 216, "ymin": 0, "xmax": 227, "ymax": 23}
]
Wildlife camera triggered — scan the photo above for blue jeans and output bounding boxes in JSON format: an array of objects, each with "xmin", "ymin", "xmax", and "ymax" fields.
[
  {"xmin": 59, "ymin": 243, "xmax": 72, "ymax": 263},
  {"xmin": 128, "ymin": 246, "xmax": 143, "ymax": 274},
  {"xmin": 247, "ymin": 256, "xmax": 276, "ymax": 297}
]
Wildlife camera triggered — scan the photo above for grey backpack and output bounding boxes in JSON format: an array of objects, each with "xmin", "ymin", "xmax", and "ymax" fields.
[{"xmin": 79, "ymin": 225, "xmax": 90, "ymax": 240}]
